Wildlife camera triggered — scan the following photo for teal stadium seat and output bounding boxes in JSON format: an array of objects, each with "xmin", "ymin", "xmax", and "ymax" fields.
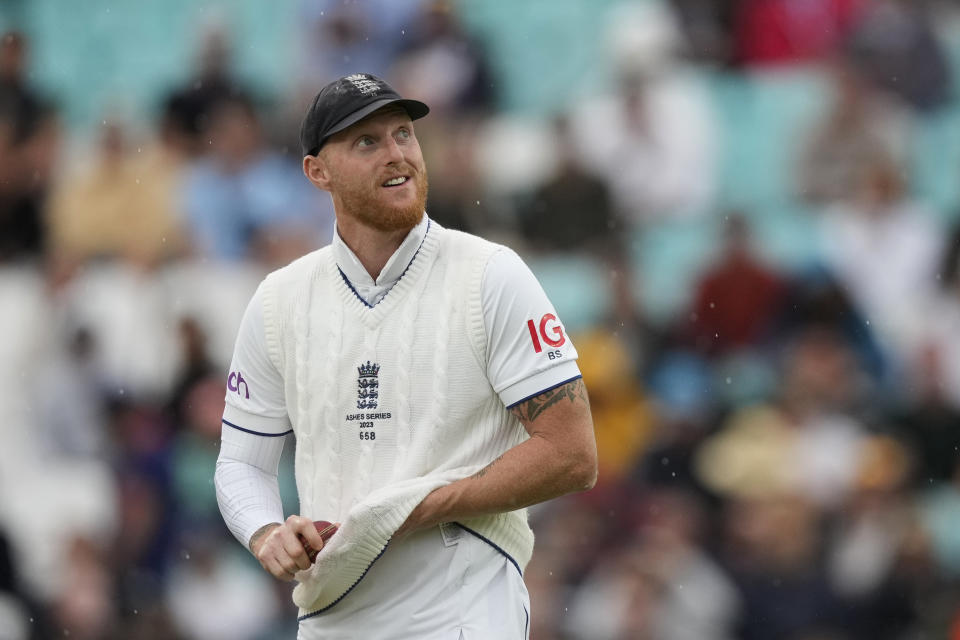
[
  {"xmin": 911, "ymin": 108, "xmax": 960, "ymax": 220},
  {"xmin": 623, "ymin": 70, "xmax": 829, "ymax": 325},
  {"xmin": 525, "ymin": 253, "xmax": 612, "ymax": 335},
  {"xmin": 457, "ymin": 0, "xmax": 625, "ymax": 114},
  {"xmin": 10, "ymin": 0, "xmax": 294, "ymax": 127},
  {"xmin": 708, "ymin": 68, "xmax": 829, "ymax": 211},
  {"xmin": 911, "ymin": 17, "xmax": 960, "ymax": 220},
  {"xmin": 628, "ymin": 220, "xmax": 720, "ymax": 325},
  {"xmin": 627, "ymin": 205, "xmax": 823, "ymax": 327}
]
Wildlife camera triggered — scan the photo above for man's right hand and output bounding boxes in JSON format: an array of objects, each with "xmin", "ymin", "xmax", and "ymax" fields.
[{"xmin": 249, "ymin": 515, "xmax": 326, "ymax": 581}]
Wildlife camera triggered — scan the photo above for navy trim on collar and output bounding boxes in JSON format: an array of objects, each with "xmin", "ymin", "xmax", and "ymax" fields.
[
  {"xmin": 336, "ymin": 220, "xmax": 431, "ymax": 309},
  {"xmin": 337, "ymin": 267, "xmax": 375, "ymax": 308}
]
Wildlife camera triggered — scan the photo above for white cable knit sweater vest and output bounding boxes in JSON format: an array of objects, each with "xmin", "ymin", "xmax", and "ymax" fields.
[{"xmin": 259, "ymin": 225, "xmax": 535, "ymax": 615}]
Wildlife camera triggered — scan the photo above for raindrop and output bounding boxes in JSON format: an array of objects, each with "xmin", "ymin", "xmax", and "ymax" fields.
[
  {"xmin": 709, "ymin": 302, "xmax": 715, "ymax": 309},
  {"xmin": 118, "ymin": 388, "xmax": 125, "ymax": 395},
  {"xmin": 661, "ymin": 457, "xmax": 669, "ymax": 466},
  {"xmin": 135, "ymin": 179, "xmax": 140, "ymax": 185},
  {"xmin": 475, "ymin": 200, "xmax": 480, "ymax": 206},
  {"xmin": 725, "ymin": 377, "xmax": 731, "ymax": 384},
  {"xmin": 133, "ymin": 609, "xmax": 138, "ymax": 615},
  {"xmin": 137, "ymin": 147, "xmax": 141, "ymax": 154},
  {"xmin": 401, "ymin": 29, "xmax": 405, "ymax": 35}
]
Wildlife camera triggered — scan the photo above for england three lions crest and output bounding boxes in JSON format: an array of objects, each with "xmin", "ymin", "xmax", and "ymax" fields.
[{"xmin": 357, "ymin": 361, "xmax": 380, "ymax": 410}]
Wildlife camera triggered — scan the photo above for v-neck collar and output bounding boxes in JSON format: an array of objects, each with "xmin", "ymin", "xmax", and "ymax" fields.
[
  {"xmin": 333, "ymin": 214, "xmax": 429, "ymax": 305},
  {"xmin": 332, "ymin": 215, "xmax": 433, "ymax": 313}
]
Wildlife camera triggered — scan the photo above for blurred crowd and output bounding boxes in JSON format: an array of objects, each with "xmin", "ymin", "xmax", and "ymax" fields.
[{"xmin": 2, "ymin": 0, "xmax": 960, "ymax": 638}]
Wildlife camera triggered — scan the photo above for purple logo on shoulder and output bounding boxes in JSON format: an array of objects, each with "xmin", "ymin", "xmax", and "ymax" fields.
[{"xmin": 228, "ymin": 371, "xmax": 250, "ymax": 399}]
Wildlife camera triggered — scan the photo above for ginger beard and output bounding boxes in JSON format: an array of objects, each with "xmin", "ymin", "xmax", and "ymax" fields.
[{"xmin": 328, "ymin": 161, "xmax": 429, "ymax": 233}]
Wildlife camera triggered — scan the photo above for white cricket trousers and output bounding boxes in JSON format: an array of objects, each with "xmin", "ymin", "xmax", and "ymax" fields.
[{"xmin": 297, "ymin": 523, "xmax": 530, "ymax": 640}]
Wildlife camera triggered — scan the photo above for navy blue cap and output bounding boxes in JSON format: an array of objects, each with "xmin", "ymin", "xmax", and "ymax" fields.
[{"xmin": 300, "ymin": 73, "xmax": 430, "ymax": 156}]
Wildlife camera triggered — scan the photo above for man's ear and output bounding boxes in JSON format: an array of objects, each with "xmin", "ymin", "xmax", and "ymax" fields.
[{"xmin": 303, "ymin": 153, "xmax": 331, "ymax": 191}]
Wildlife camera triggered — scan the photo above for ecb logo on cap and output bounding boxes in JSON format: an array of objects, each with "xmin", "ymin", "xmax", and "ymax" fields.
[{"xmin": 344, "ymin": 74, "xmax": 382, "ymax": 96}]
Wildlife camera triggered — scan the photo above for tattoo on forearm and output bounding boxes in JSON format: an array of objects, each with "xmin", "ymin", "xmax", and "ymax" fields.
[
  {"xmin": 510, "ymin": 378, "xmax": 589, "ymax": 423},
  {"xmin": 472, "ymin": 454, "xmax": 504, "ymax": 480}
]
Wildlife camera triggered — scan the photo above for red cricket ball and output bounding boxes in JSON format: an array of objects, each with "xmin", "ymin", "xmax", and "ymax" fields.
[{"xmin": 301, "ymin": 520, "xmax": 338, "ymax": 563}]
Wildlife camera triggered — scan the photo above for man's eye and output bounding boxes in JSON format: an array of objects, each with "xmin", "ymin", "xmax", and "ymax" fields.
[
  {"xmin": 357, "ymin": 136, "xmax": 374, "ymax": 147},
  {"xmin": 396, "ymin": 129, "xmax": 410, "ymax": 141}
]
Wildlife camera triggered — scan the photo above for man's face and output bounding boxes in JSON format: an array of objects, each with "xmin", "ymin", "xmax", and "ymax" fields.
[{"xmin": 308, "ymin": 107, "xmax": 428, "ymax": 233}]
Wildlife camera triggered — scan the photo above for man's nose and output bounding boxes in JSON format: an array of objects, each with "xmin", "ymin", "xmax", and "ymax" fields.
[{"xmin": 384, "ymin": 137, "xmax": 405, "ymax": 164}]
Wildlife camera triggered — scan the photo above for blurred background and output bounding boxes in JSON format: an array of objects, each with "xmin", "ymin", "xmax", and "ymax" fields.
[{"xmin": 1, "ymin": 0, "xmax": 960, "ymax": 638}]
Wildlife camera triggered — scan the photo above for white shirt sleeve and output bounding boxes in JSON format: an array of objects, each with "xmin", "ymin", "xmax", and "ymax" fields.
[
  {"xmin": 483, "ymin": 248, "xmax": 581, "ymax": 408},
  {"xmin": 217, "ymin": 281, "xmax": 291, "ymax": 548},
  {"xmin": 222, "ymin": 283, "xmax": 291, "ymax": 435},
  {"xmin": 215, "ymin": 427, "xmax": 286, "ymax": 548}
]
